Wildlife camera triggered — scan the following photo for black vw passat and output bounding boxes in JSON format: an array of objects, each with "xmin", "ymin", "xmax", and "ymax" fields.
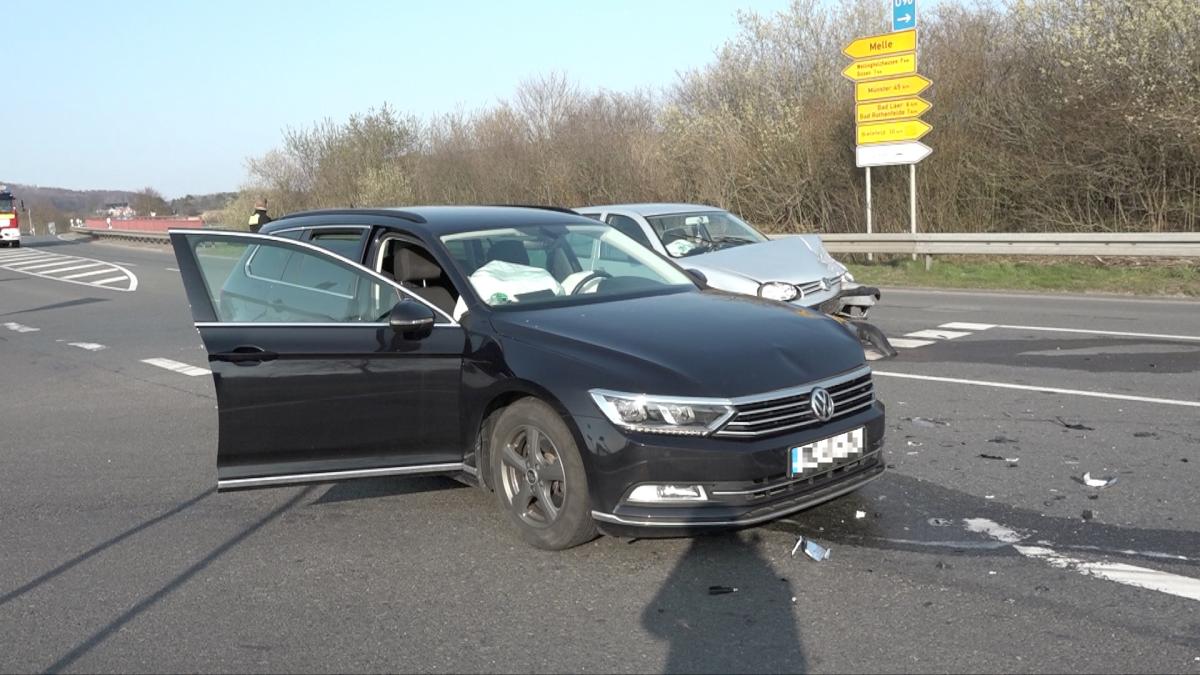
[{"xmin": 169, "ymin": 206, "xmax": 884, "ymax": 549}]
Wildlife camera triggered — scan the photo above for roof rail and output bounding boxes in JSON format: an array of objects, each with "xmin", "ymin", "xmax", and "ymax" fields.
[
  {"xmin": 487, "ymin": 204, "xmax": 579, "ymax": 216},
  {"xmin": 274, "ymin": 208, "xmax": 428, "ymax": 224}
]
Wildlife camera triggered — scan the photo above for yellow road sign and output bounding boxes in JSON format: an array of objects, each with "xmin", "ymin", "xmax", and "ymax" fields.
[
  {"xmin": 856, "ymin": 96, "xmax": 932, "ymax": 124},
  {"xmin": 842, "ymin": 29, "xmax": 917, "ymax": 60},
  {"xmin": 842, "ymin": 53, "xmax": 916, "ymax": 82},
  {"xmin": 855, "ymin": 74, "xmax": 932, "ymax": 102},
  {"xmin": 856, "ymin": 119, "xmax": 932, "ymax": 145}
]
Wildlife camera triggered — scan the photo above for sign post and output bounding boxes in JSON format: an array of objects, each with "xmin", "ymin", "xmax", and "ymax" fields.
[{"xmin": 843, "ymin": 0, "xmax": 928, "ymax": 256}]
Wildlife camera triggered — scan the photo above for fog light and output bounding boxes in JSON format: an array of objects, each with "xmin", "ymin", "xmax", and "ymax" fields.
[{"xmin": 627, "ymin": 484, "xmax": 709, "ymax": 503}]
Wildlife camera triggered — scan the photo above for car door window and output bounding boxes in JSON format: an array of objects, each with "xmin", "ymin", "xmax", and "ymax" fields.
[
  {"xmin": 192, "ymin": 237, "xmax": 399, "ymax": 323},
  {"xmin": 605, "ymin": 214, "xmax": 652, "ymax": 248},
  {"xmin": 307, "ymin": 229, "xmax": 368, "ymax": 261}
]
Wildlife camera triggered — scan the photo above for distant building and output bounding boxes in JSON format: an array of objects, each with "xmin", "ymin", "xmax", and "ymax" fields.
[{"xmin": 100, "ymin": 202, "xmax": 136, "ymax": 219}]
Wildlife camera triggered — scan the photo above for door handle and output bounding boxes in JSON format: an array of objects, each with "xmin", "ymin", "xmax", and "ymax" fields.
[{"xmin": 213, "ymin": 345, "xmax": 279, "ymax": 364}]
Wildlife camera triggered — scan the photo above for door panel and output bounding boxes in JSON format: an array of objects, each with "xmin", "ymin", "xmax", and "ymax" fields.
[{"xmin": 169, "ymin": 230, "xmax": 465, "ymax": 489}]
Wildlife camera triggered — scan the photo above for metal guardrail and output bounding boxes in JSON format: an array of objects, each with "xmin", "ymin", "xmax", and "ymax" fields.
[
  {"xmin": 811, "ymin": 233, "xmax": 1200, "ymax": 258},
  {"xmin": 72, "ymin": 227, "xmax": 172, "ymax": 244}
]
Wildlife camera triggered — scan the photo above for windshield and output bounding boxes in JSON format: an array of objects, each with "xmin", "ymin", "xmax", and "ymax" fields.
[
  {"xmin": 0, "ymin": 197, "xmax": 14, "ymax": 213},
  {"xmin": 441, "ymin": 223, "xmax": 694, "ymax": 309},
  {"xmin": 646, "ymin": 210, "xmax": 768, "ymax": 258}
]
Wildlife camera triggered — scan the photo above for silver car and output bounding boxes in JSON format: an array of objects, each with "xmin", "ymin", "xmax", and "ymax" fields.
[{"xmin": 576, "ymin": 203, "xmax": 879, "ymax": 318}]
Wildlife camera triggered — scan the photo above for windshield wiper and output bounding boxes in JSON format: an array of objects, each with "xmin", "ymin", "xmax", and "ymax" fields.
[{"xmin": 709, "ymin": 236, "xmax": 757, "ymax": 249}]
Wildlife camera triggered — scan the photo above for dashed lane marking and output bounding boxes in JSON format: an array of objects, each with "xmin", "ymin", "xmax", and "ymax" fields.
[
  {"xmin": 68, "ymin": 342, "xmax": 107, "ymax": 351},
  {"xmin": 940, "ymin": 322, "xmax": 1200, "ymax": 343},
  {"xmin": 0, "ymin": 248, "xmax": 138, "ymax": 291},
  {"xmin": 887, "ymin": 338, "xmax": 936, "ymax": 349},
  {"xmin": 873, "ymin": 370, "xmax": 1200, "ymax": 408},
  {"xmin": 141, "ymin": 358, "xmax": 211, "ymax": 377},
  {"xmin": 937, "ymin": 322, "xmax": 996, "ymax": 331},
  {"xmin": 904, "ymin": 328, "xmax": 972, "ymax": 340},
  {"xmin": 3, "ymin": 322, "xmax": 39, "ymax": 333}
]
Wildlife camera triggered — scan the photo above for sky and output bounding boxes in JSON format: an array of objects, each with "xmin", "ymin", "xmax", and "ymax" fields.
[{"xmin": 7, "ymin": 0, "xmax": 794, "ymax": 197}]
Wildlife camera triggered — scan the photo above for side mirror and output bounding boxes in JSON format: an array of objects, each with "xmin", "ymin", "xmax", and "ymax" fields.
[
  {"xmin": 684, "ymin": 268, "xmax": 708, "ymax": 287},
  {"xmin": 389, "ymin": 299, "xmax": 435, "ymax": 337}
]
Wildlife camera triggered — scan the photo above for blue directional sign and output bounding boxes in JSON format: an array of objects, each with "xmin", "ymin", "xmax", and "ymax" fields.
[{"xmin": 892, "ymin": 0, "xmax": 916, "ymax": 31}]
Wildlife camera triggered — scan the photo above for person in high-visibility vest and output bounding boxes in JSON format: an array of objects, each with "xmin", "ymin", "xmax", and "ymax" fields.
[{"xmin": 248, "ymin": 197, "xmax": 272, "ymax": 232}]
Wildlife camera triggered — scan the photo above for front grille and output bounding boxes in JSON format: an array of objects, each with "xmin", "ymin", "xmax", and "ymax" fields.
[{"xmin": 714, "ymin": 367, "xmax": 874, "ymax": 438}]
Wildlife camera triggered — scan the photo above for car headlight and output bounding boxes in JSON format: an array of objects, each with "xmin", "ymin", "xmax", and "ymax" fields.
[
  {"xmin": 758, "ymin": 281, "xmax": 799, "ymax": 302},
  {"xmin": 589, "ymin": 390, "xmax": 735, "ymax": 436},
  {"xmin": 841, "ymin": 271, "xmax": 855, "ymax": 284}
]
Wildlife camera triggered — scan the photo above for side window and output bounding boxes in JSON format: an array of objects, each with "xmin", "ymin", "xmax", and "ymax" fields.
[
  {"xmin": 273, "ymin": 229, "xmax": 303, "ymax": 240},
  {"xmin": 308, "ymin": 229, "xmax": 367, "ymax": 261},
  {"xmin": 192, "ymin": 237, "xmax": 399, "ymax": 324},
  {"xmin": 605, "ymin": 214, "xmax": 652, "ymax": 249}
]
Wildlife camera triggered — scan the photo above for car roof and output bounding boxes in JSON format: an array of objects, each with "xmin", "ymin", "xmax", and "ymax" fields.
[
  {"xmin": 577, "ymin": 203, "xmax": 723, "ymax": 217},
  {"xmin": 264, "ymin": 205, "xmax": 596, "ymax": 237}
]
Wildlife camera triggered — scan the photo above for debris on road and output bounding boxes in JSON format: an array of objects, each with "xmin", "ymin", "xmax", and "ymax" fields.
[
  {"xmin": 1133, "ymin": 431, "xmax": 1157, "ymax": 438},
  {"xmin": 1081, "ymin": 509, "xmax": 1094, "ymax": 521},
  {"xmin": 907, "ymin": 441, "xmax": 923, "ymax": 447},
  {"xmin": 1081, "ymin": 472, "xmax": 1118, "ymax": 488},
  {"xmin": 928, "ymin": 517, "xmax": 952, "ymax": 527},
  {"xmin": 907, "ymin": 416, "xmax": 950, "ymax": 428},
  {"xmin": 988, "ymin": 435, "xmax": 1019, "ymax": 444},
  {"xmin": 1055, "ymin": 417, "xmax": 1095, "ymax": 431},
  {"xmin": 791, "ymin": 537, "xmax": 831, "ymax": 561},
  {"xmin": 855, "ymin": 510, "xmax": 866, "ymax": 519},
  {"xmin": 708, "ymin": 586, "xmax": 737, "ymax": 595}
]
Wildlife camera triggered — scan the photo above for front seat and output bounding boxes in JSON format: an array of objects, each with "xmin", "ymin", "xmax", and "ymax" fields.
[
  {"xmin": 486, "ymin": 240, "xmax": 530, "ymax": 266},
  {"xmin": 392, "ymin": 247, "xmax": 455, "ymax": 316}
]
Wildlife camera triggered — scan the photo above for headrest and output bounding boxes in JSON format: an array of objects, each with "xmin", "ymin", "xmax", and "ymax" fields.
[
  {"xmin": 486, "ymin": 240, "xmax": 530, "ymax": 266},
  {"xmin": 394, "ymin": 247, "xmax": 442, "ymax": 282}
]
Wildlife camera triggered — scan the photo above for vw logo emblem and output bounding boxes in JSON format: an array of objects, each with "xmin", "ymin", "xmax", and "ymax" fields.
[{"xmin": 810, "ymin": 387, "xmax": 835, "ymax": 421}]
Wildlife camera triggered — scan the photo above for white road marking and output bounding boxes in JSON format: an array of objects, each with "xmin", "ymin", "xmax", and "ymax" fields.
[
  {"xmin": 34, "ymin": 263, "xmax": 104, "ymax": 275},
  {"xmin": 0, "ymin": 248, "xmax": 138, "ymax": 291},
  {"xmin": 8, "ymin": 259, "xmax": 74, "ymax": 271},
  {"xmin": 905, "ymin": 328, "xmax": 973, "ymax": 340},
  {"xmin": 994, "ymin": 323, "xmax": 1200, "ymax": 343},
  {"xmin": 964, "ymin": 519, "xmax": 1200, "ymax": 603},
  {"xmin": 61, "ymin": 268, "xmax": 114, "ymax": 280},
  {"xmin": 3, "ymin": 322, "xmax": 40, "ymax": 333},
  {"xmin": 939, "ymin": 322, "xmax": 997, "ymax": 331},
  {"xmin": 68, "ymin": 342, "xmax": 107, "ymax": 351},
  {"xmin": 888, "ymin": 338, "xmax": 936, "ymax": 349},
  {"xmin": 962, "ymin": 518, "xmax": 1025, "ymax": 544},
  {"xmin": 141, "ymin": 358, "xmax": 211, "ymax": 377},
  {"xmin": 1015, "ymin": 545, "xmax": 1200, "ymax": 603},
  {"xmin": 873, "ymin": 370, "xmax": 1200, "ymax": 409}
]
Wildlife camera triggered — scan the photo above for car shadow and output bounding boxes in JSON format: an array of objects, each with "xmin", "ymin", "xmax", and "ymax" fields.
[
  {"xmin": 313, "ymin": 474, "xmax": 467, "ymax": 505},
  {"xmin": 641, "ymin": 532, "xmax": 807, "ymax": 674}
]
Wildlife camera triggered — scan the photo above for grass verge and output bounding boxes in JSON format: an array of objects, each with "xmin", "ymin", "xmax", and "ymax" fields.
[{"xmin": 845, "ymin": 257, "xmax": 1200, "ymax": 297}]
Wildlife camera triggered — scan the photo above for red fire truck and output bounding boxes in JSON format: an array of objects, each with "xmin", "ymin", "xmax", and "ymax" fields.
[{"xmin": 0, "ymin": 186, "xmax": 20, "ymax": 248}]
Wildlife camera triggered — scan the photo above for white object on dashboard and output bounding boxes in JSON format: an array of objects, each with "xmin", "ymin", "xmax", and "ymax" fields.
[{"xmin": 468, "ymin": 260, "xmax": 563, "ymax": 306}]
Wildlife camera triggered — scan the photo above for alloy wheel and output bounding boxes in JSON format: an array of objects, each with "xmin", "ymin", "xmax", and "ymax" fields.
[{"xmin": 499, "ymin": 424, "xmax": 566, "ymax": 528}]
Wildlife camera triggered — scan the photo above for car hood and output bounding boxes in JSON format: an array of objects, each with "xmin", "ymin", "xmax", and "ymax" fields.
[
  {"xmin": 684, "ymin": 236, "xmax": 843, "ymax": 284},
  {"xmin": 490, "ymin": 290, "xmax": 865, "ymax": 399}
]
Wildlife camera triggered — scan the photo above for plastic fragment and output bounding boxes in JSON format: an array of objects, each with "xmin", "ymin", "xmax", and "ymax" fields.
[
  {"xmin": 908, "ymin": 416, "xmax": 949, "ymax": 428},
  {"xmin": 791, "ymin": 537, "xmax": 831, "ymax": 561},
  {"xmin": 855, "ymin": 510, "xmax": 866, "ymax": 519},
  {"xmin": 1082, "ymin": 472, "xmax": 1117, "ymax": 488},
  {"xmin": 928, "ymin": 517, "xmax": 952, "ymax": 527},
  {"xmin": 708, "ymin": 586, "xmax": 737, "ymax": 595},
  {"xmin": 1055, "ymin": 417, "xmax": 1094, "ymax": 431}
]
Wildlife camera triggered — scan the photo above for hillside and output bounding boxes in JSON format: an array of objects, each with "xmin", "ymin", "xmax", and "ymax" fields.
[{"xmin": 0, "ymin": 181, "xmax": 234, "ymax": 221}]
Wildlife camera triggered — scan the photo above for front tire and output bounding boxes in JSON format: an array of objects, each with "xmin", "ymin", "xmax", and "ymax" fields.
[{"xmin": 490, "ymin": 398, "xmax": 597, "ymax": 550}]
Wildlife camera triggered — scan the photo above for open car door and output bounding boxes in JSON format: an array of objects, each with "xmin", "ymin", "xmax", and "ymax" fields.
[{"xmin": 169, "ymin": 229, "xmax": 466, "ymax": 490}]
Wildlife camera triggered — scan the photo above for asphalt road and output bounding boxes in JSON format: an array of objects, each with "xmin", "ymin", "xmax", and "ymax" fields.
[{"xmin": 2, "ymin": 235, "xmax": 1198, "ymax": 674}]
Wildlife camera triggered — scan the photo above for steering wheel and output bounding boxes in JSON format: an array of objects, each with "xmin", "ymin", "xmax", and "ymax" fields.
[{"xmin": 570, "ymin": 270, "xmax": 612, "ymax": 295}]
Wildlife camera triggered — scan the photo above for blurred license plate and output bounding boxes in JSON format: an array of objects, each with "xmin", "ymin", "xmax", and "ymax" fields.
[{"xmin": 788, "ymin": 427, "xmax": 865, "ymax": 476}]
